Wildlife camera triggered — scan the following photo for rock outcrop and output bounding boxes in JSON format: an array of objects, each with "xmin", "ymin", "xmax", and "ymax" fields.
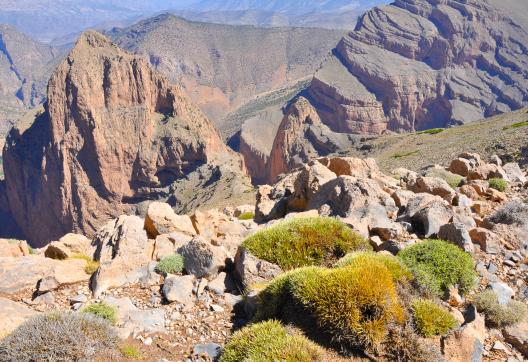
[{"xmin": 1, "ymin": 30, "xmax": 249, "ymax": 246}]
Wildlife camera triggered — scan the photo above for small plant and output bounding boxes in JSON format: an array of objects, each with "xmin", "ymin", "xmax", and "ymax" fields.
[
  {"xmin": 334, "ymin": 251, "xmax": 413, "ymax": 284},
  {"xmin": 488, "ymin": 178, "xmax": 508, "ymax": 192},
  {"xmin": 488, "ymin": 200, "xmax": 528, "ymax": 226},
  {"xmin": 219, "ymin": 320, "xmax": 322, "ymax": 362},
  {"xmin": 242, "ymin": 217, "xmax": 370, "ymax": 269},
  {"xmin": 416, "ymin": 128, "xmax": 444, "ymax": 135},
  {"xmin": 392, "ymin": 150, "xmax": 420, "ymax": 159},
  {"xmin": 398, "ymin": 239, "xmax": 477, "ymax": 297},
  {"xmin": 238, "ymin": 212, "xmax": 255, "ymax": 220},
  {"xmin": 70, "ymin": 254, "xmax": 100, "ymax": 275},
  {"xmin": 473, "ymin": 290, "xmax": 527, "ymax": 327},
  {"xmin": 82, "ymin": 303, "xmax": 118, "ymax": 325},
  {"xmin": 156, "ymin": 253, "xmax": 184, "ymax": 274},
  {"xmin": 503, "ymin": 120, "xmax": 528, "ymax": 130},
  {"xmin": 425, "ymin": 168, "xmax": 463, "ymax": 188},
  {"xmin": 384, "ymin": 322, "xmax": 444, "ymax": 362},
  {"xmin": 120, "ymin": 344, "xmax": 141, "ymax": 359},
  {"xmin": 412, "ymin": 299, "xmax": 458, "ymax": 337},
  {"xmin": 0, "ymin": 312, "xmax": 118, "ymax": 361}
]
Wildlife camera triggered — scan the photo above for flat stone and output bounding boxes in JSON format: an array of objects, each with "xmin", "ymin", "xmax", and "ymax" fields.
[
  {"xmin": 163, "ymin": 275, "xmax": 195, "ymax": 304},
  {"xmin": 490, "ymin": 282, "xmax": 514, "ymax": 305},
  {"xmin": 193, "ymin": 343, "xmax": 222, "ymax": 360}
]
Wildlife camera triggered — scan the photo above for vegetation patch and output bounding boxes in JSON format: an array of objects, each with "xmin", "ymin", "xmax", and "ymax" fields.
[
  {"xmin": 242, "ymin": 217, "xmax": 370, "ymax": 269},
  {"xmin": 392, "ymin": 150, "xmax": 420, "ymax": 159},
  {"xmin": 219, "ymin": 320, "xmax": 322, "ymax": 362},
  {"xmin": 503, "ymin": 120, "xmax": 528, "ymax": 130},
  {"xmin": 256, "ymin": 259, "xmax": 405, "ymax": 350},
  {"xmin": 412, "ymin": 299, "xmax": 458, "ymax": 337},
  {"xmin": 425, "ymin": 167, "xmax": 463, "ymax": 188},
  {"xmin": 156, "ymin": 253, "xmax": 184, "ymax": 274},
  {"xmin": 82, "ymin": 303, "xmax": 118, "ymax": 325},
  {"xmin": 474, "ymin": 290, "xmax": 528, "ymax": 327},
  {"xmin": 488, "ymin": 178, "xmax": 508, "ymax": 192},
  {"xmin": 120, "ymin": 344, "xmax": 141, "ymax": 359},
  {"xmin": 398, "ymin": 239, "xmax": 477, "ymax": 297},
  {"xmin": 238, "ymin": 212, "xmax": 255, "ymax": 220},
  {"xmin": 416, "ymin": 128, "xmax": 445, "ymax": 135},
  {"xmin": 71, "ymin": 253, "xmax": 99, "ymax": 275},
  {"xmin": 0, "ymin": 312, "xmax": 119, "ymax": 361},
  {"xmin": 334, "ymin": 251, "xmax": 413, "ymax": 284}
]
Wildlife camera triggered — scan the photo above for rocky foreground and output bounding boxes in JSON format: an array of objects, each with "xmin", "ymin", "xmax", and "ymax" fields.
[{"xmin": 0, "ymin": 152, "xmax": 527, "ymax": 361}]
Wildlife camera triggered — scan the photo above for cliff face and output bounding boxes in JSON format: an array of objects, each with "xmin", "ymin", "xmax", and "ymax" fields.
[
  {"xmin": 303, "ymin": 0, "xmax": 528, "ymax": 133},
  {"xmin": 2, "ymin": 31, "xmax": 248, "ymax": 246}
]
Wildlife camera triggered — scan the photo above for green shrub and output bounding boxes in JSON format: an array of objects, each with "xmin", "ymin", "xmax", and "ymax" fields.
[
  {"xmin": 474, "ymin": 290, "xmax": 528, "ymax": 327},
  {"xmin": 238, "ymin": 212, "xmax": 255, "ymax": 220},
  {"xmin": 120, "ymin": 344, "xmax": 141, "ymax": 359},
  {"xmin": 334, "ymin": 252, "xmax": 413, "ymax": 284},
  {"xmin": 503, "ymin": 121, "xmax": 528, "ymax": 130},
  {"xmin": 416, "ymin": 128, "xmax": 444, "ymax": 135},
  {"xmin": 488, "ymin": 178, "xmax": 508, "ymax": 192},
  {"xmin": 412, "ymin": 300, "xmax": 458, "ymax": 337},
  {"xmin": 82, "ymin": 303, "xmax": 118, "ymax": 324},
  {"xmin": 0, "ymin": 312, "xmax": 118, "ymax": 361},
  {"xmin": 242, "ymin": 217, "xmax": 370, "ymax": 269},
  {"xmin": 398, "ymin": 239, "xmax": 477, "ymax": 297},
  {"xmin": 219, "ymin": 320, "xmax": 322, "ymax": 362},
  {"xmin": 156, "ymin": 253, "xmax": 184, "ymax": 274},
  {"xmin": 71, "ymin": 253, "xmax": 99, "ymax": 274},
  {"xmin": 392, "ymin": 150, "xmax": 420, "ymax": 159}
]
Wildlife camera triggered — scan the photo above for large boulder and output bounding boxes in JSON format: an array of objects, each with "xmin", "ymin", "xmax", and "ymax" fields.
[
  {"xmin": 162, "ymin": 275, "xmax": 195, "ymax": 304},
  {"xmin": 233, "ymin": 247, "xmax": 282, "ymax": 288},
  {"xmin": 318, "ymin": 157, "xmax": 380, "ymax": 179},
  {"xmin": 152, "ymin": 232, "xmax": 192, "ymax": 261},
  {"xmin": 438, "ymin": 223, "xmax": 474, "ymax": 253},
  {"xmin": 442, "ymin": 307, "xmax": 486, "ymax": 362},
  {"xmin": 178, "ymin": 236, "xmax": 228, "ymax": 279},
  {"xmin": 144, "ymin": 202, "xmax": 196, "ymax": 238},
  {"xmin": 469, "ymin": 228, "xmax": 500, "ymax": 254},
  {"xmin": 0, "ymin": 239, "xmax": 30, "ymax": 258},
  {"xmin": 401, "ymin": 193, "xmax": 453, "ymax": 237},
  {"xmin": 44, "ymin": 233, "xmax": 94, "ymax": 260},
  {"xmin": 408, "ymin": 176, "xmax": 456, "ymax": 202},
  {"xmin": 0, "ymin": 297, "xmax": 38, "ymax": 338},
  {"xmin": 502, "ymin": 162, "xmax": 527, "ymax": 183},
  {"xmin": 91, "ymin": 215, "xmax": 150, "ymax": 297},
  {"xmin": 287, "ymin": 161, "xmax": 336, "ymax": 210}
]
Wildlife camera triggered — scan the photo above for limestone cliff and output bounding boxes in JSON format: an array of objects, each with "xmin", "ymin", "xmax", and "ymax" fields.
[{"xmin": 2, "ymin": 31, "xmax": 249, "ymax": 246}]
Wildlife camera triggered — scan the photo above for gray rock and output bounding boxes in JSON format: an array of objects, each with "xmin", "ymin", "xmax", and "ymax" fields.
[
  {"xmin": 438, "ymin": 223, "xmax": 474, "ymax": 253},
  {"xmin": 193, "ymin": 343, "xmax": 222, "ymax": 360},
  {"xmin": 502, "ymin": 163, "xmax": 527, "ymax": 183},
  {"xmin": 179, "ymin": 236, "xmax": 228, "ymax": 278},
  {"xmin": 207, "ymin": 272, "xmax": 235, "ymax": 295},
  {"xmin": 402, "ymin": 193, "xmax": 452, "ymax": 237},
  {"xmin": 38, "ymin": 276, "xmax": 60, "ymax": 293},
  {"xmin": 69, "ymin": 294, "xmax": 88, "ymax": 304},
  {"xmin": 234, "ymin": 247, "xmax": 282, "ymax": 288},
  {"xmin": 163, "ymin": 275, "xmax": 195, "ymax": 304},
  {"xmin": 490, "ymin": 282, "xmax": 514, "ymax": 305}
]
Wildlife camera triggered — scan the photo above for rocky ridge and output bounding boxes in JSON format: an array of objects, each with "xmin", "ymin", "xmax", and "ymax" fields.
[
  {"xmin": 0, "ymin": 30, "xmax": 251, "ymax": 247},
  {"xmin": 0, "ymin": 151, "xmax": 526, "ymax": 360}
]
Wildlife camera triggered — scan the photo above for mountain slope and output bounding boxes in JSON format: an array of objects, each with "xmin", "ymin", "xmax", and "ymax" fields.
[
  {"xmin": 1, "ymin": 31, "xmax": 251, "ymax": 246},
  {"xmin": 108, "ymin": 14, "xmax": 343, "ymax": 125}
]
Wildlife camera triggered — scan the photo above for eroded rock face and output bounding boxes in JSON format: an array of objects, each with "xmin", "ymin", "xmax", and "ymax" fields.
[
  {"xmin": 300, "ymin": 0, "xmax": 528, "ymax": 134},
  {"xmin": 2, "ymin": 30, "xmax": 247, "ymax": 246}
]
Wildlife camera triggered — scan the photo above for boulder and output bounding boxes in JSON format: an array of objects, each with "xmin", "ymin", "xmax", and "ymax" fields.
[
  {"xmin": 502, "ymin": 163, "xmax": 527, "ymax": 183},
  {"xmin": 0, "ymin": 239, "xmax": 30, "ymax": 258},
  {"xmin": 468, "ymin": 164, "xmax": 508, "ymax": 181},
  {"xmin": 144, "ymin": 202, "xmax": 196, "ymax": 238},
  {"xmin": 402, "ymin": 193, "xmax": 452, "ymax": 237},
  {"xmin": 152, "ymin": 233, "xmax": 193, "ymax": 261},
  {"xmin": 438, "ymin": 223, "xmax": 474, "ymax": 253},
  {"xmin": 408, "ymin": 176, "xmax": 456, "ymax": 202},
  {"xmin": 441, "ymin": 307, "xmax": 486, "ymax": 362},
  {"xmin": 234, "ymin": 247, "xmax": 282, "ymax": 288},
  {"xmin": 91, "ymin": 215, "xmax": 150, "ymax": 297},
  {"xmin": 0, "ymin": 297, "xmax": 38, "ymax": 338},
  {"xmin": 459, "ymin": 185, "xmax": 480, "ymax": 200},
  {"xmin": 449, "ymin": 158, "xmax": 473, "ymax": 177},
  {"xmin": 503, "ymin": 321, "xmax": 528, "ymax": 357},
  {"xmin": 44, "ymin": 233, "xmax": 94, "ymax": 260},
  {"xmin": 318, "ymin": 157, "xmax": 380, "ymax": 179},
  {"xmin": 179, "ymin": 236, "xmax": 228, "ymax": 278},
  {"xmin": 163, "ymin": 275, "xmax": 195, "ymax": 304},
  {"xmin": 287, "ymin": 161, "xmax": 336, "ymax": 210},
  {"xmin": 469, "ymin": 228, "xmax": 500, "ymax": 254},
  {"xmin": 391, "ymin": 189, "xmax": 416, "ymax": 208},
  {"xmin": 207, "ymin": 272, "xmax": 236, "ymax": 295},
  {"xmin": 490, "ymin": 282, "xmax": 514, "ymax": 305}
]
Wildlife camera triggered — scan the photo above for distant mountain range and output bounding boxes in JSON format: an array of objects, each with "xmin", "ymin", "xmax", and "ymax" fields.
[{"xmin": 0, "ymin": 0, "xmax": 389, "ymax": 42}]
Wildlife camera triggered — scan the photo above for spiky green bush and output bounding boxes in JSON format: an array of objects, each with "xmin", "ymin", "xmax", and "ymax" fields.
[
  {"xmin": 256, "ymin": 259, "xmax": 405, "ymax": 349},
  {"xmin": 238, "ymin": 212, "xmax": 255, "ymax": 220},
  {"xmin": 120, "ymin": 344, "xmax": 141, "ymax": 359},
  {"xmin": 82, "ymin": 303, "xmax": 118, "ymax": 325},
  {"xmin": 156, "ymin": 253, "xmax": 184, "ymax": 274},
  {"xmin": 0, "ymin": 312, "xmax": 119, "ymax": 361},
  {"xmin": 398, "ymin": 239, "xmax": 477, "ymax": 297},
  {"xmin": 334, "ymin": 252, "xmax": 413, "ymax": 283},
  {"xmin": 412, "ymin": 300, "xmax": 458, "ymax": 337},
  {"xmin": 488, "ymin": 178, "xmax": 508, "ymax": 192},
  {"xmin": 474, "ymin": 290, "xmax": 527, "ymax": 327},
  {"xmin": 219, "ymin": 320, "xmax": 322, "ymax": 362},
  {"xmin": 242, "ymin": 217, "xmax": 370, "ymax": 269}
]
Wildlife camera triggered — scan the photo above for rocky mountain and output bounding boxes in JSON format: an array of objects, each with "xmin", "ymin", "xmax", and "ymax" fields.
[
  {"xmin": 242, "ymin": 0, "xmax": 528, "ymax": 184},
  {"xmin": 108, "ymin": 14, "xmax": 343, "ymax": 125},
  {"xmin": 0, "ymin": 25, "xmax": 62, "ymax": 141},
  {"xmin": 0, "ymin": 31, "xmax": 251, "ymax": 247}
]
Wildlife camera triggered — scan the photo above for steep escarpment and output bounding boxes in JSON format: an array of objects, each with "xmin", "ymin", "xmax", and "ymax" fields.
[
  {"xmin": 302, "ymin": 0, "xmax": 528, "ymax": 134},
  {"xmin": 1, "ymin": 30, "xmax": 250, "ymax": 246}
]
